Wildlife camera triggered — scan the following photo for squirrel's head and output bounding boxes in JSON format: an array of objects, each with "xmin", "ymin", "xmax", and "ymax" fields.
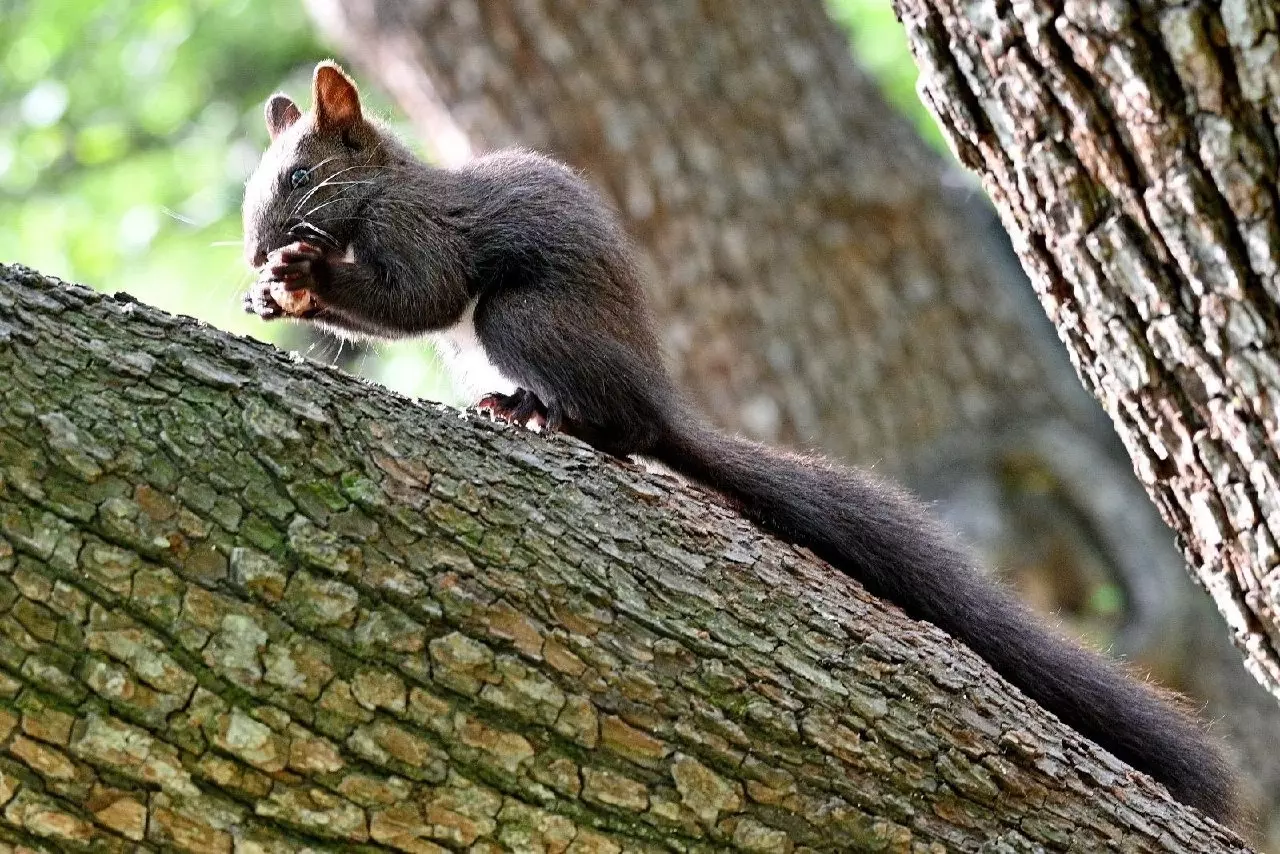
[{"xmin": 242, "ymin": 61, "xmax": 389, "ymax": 268}]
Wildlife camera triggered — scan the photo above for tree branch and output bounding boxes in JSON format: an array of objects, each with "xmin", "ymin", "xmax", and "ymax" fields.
[{"xmin": 0, "ymin": 263, "xmax": 1249, "ymax": 850}]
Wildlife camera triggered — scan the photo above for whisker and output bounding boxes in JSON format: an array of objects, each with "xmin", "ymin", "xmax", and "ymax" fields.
[
  {"xmin": 161, "ymin": 207, "xmax": 197, "ymax": 225},
  {"xmin": 309, "ymin": 155, "xmax": 340, "ymax": 174},
  {"xmin": 290, "ymin": 220, "xmax": 337, "ymax": 247},
  {"xmin": 290, "ymin": 164, "xmax": 381, "ymax": 217},
  {"xmin": 281, "ymin": 155, "xmax": 341, "ymax": 208},
  {"xmin": 299, "ymin": 194, "xmax": 355, "ymax": 219},
  {"xmin": 293, "ymin": 181, "xmax": 370, "ymax": 221},
  {"xmin": 228, "ymin": 268, "xmax": 256, "ymax": 310},
  {"xmin": 286, "ymin": 141, "xmax": 395, "ymax": 216}
]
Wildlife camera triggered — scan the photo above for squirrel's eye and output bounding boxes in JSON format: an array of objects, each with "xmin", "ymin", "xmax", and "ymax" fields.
[{"xmin": 289, "ymin": 168, "xmax": 310, "ymax": 189}]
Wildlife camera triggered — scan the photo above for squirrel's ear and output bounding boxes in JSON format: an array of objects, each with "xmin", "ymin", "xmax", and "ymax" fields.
[
  {"xmin": 312, "ymin": 60, "xmax": 362, "ymax": 136},
  {"xmin": 265, "ymin": 94, "xmax": 301, "ymax": 141}
]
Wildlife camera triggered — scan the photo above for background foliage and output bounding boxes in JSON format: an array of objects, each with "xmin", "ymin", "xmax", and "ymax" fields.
[{"xmin": 0, "ymin": 0, "xmax": 937, "ymax": 401}]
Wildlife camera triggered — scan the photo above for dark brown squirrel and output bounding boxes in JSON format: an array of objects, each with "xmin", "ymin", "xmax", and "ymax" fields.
[{"xmin": 243, "ymin": 61, "xmax": 1237, "ymax": 823}]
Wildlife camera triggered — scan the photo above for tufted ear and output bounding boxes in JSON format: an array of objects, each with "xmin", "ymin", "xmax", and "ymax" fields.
[
  {"xmin": 312, "ymin": 60, "xmax": 363, "ymax": 137},
  {"xmin": 265, "ymin": 94, "xmax": 301, "ymax": 141}
]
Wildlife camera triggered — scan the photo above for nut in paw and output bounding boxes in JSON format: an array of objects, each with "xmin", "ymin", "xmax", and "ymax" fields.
[{"xmin": 269, "ymin": 279, "xmax": 316, "ymax": 315}]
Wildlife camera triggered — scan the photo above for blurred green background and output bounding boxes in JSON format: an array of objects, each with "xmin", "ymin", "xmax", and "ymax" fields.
[{"xmin": 0, "ymin": 0, "xmax": 941, "ymax": 400}]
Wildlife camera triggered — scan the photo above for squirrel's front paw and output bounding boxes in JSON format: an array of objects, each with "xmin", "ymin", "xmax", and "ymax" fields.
[
  {"xmin": 246, "ymin": 276, "xmax": 284, "ymax": 320},
  {"xmin": 267, "ymin": 241, "xmax": 330, "ymax": 295},
  {"xmin": 250, "ymin": 241, "xmax": 328, "ymax": 318}
]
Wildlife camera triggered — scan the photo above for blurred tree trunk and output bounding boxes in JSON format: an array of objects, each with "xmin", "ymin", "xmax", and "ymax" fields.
[
  {"xmin": 0, "ymin": 264, "xmax": 1252, "ymax": 852},
  {"xmin": 303, "ymin": 0, "xmax": 1280, "ymax": 835},
  {"xmin": 306, "ymin": 0, "xmax": 1080, "ymax": 466},
  {"xmin": 888, "ymin": 0, "xmax": 1280, "ymax": 698}
]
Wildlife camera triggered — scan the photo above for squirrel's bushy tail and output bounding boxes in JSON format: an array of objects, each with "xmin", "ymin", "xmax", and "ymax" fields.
[{"xmin": 654, "ymin": 420, "xmax": 1237, "ymax": 823}]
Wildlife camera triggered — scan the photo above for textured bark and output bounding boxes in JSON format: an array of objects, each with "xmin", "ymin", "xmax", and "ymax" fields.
[
  {"xmin": 0, "ymin": 262, "xmax": 1251, "ymax": 851},
  {"xmin": 889, "ymin": 0, "xmax": 1280, "ymax": 703}
]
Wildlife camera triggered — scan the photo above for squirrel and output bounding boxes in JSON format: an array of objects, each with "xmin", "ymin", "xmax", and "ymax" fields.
[{"xmin": 242, "ymin": 61, "xmax": 1237, "ymax": 824}]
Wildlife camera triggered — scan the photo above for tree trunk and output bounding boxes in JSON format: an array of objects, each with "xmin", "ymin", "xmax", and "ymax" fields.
[
  {"xmin": 888, "ymin": 0, "xmax": 1280, "ymax": 703},
  {"xmin": 0, "ymin": 263, "xmax": 1250, "ymax": 852}
]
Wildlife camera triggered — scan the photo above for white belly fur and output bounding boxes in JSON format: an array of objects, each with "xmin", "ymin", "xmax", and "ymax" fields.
[{"xmin": 428, "ymin": 299, "xmax": 519, "ymax": 401}]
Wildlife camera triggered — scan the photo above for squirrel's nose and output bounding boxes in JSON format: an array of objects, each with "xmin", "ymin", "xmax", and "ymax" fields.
[{"xmin": 252, "ymin": 250, "xmax": 267, "ymax": 267}]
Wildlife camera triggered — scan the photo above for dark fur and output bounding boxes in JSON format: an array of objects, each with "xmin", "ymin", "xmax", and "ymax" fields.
[{"xmin": 244, "ymin": 63, "xmax": 1238, "ymax": 823}]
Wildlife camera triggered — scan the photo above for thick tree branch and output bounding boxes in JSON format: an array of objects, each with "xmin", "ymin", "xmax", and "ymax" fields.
[
  {"xmin": 889, "ymin": 0, "xmax": 1280, "ymax": 701},
  {"xmin": 0, "ymin": 263, "xmax": 1249, "ymax": 851}
]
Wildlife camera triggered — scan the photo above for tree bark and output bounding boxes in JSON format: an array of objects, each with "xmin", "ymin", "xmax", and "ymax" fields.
[
  {"xmin": 889, "ymin": 0, "xmax": 1280, "ymax": 702},
  {"xmin": 0, "ymin": 263, "xmax": 1251, "ymax": 851}
]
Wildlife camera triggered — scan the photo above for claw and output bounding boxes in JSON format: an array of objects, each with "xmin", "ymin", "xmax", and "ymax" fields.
[
  {"xmin": 476, "ymin": 389, "xmax": 554, "ymax": 432},
  {"xmin": 244, "ymin": 268, "xmax": 286, "ymax": 320},
  {"xmin": 476, "ymin": 393, "xmax": 509, "ymax": 420},
  {"xmin": 264, "ymin": 241, "xmax": 326, "ymax": 291}
]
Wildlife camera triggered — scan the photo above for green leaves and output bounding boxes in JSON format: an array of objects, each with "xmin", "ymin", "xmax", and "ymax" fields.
[
  {"xmin": 825, "ymin": 0, "xmax": 948, "ymax": 151},
  {"xmin": 0, "ymin": 0, "xmax": 318, "ymax": 328}
]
